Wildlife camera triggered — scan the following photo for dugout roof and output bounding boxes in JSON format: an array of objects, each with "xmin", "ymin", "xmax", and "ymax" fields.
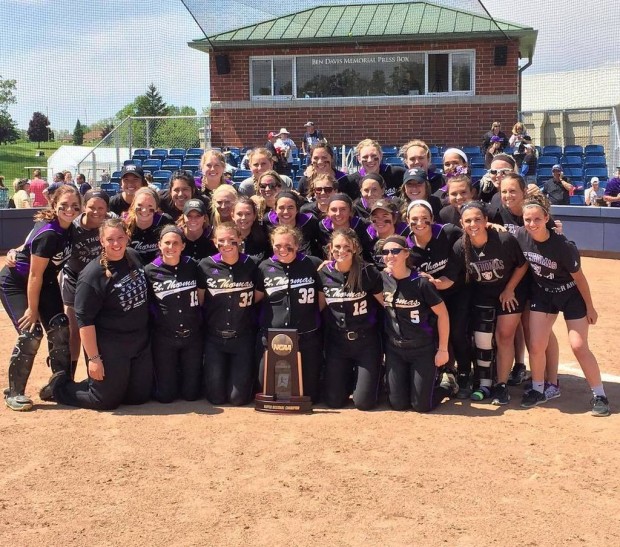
[{"xmin": 189, "ymin": 1, "xmax": 537, "ymax": 58}]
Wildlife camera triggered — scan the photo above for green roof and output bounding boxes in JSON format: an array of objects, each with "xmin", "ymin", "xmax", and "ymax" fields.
[{"xmin": 189, "ymin": 2, "xmax": 537, "ymax": 57}]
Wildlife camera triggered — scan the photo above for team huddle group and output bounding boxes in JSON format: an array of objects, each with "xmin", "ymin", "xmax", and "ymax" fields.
[{"xmin": 0, "ymin": 138, "xmax": 611, "ymax": 416}]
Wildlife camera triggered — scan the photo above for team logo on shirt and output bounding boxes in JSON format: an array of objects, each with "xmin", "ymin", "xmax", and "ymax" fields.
[
  {"xmin": 469, "ymin": 259, "xmax": 504, "ymax": 282},
  {"xmin": 206, "ymin": 278, "xmax": 253, "ymax": 295},
  {"xmin": 113, "ymin": 271, "xmax": 148, "ymax": 311},
  {"xmin": 152, "ymin": 279, "xmax": 197, "ymax": 299},
  {"xmin": 418, "ymin": 258, "xmax": 448, "ymax": 274}
]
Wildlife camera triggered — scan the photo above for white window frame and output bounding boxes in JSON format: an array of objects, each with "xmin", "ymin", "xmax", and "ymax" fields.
[
  {"xmin": 425, "ymin": 50, "xmax": 475, "ymax": 96},
  {"xmin": 250, "ymin": 56, "xmax": 296, "ymax": 100}
]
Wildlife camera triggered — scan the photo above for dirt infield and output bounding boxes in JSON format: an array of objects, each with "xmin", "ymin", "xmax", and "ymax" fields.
[{"xmin": 1, "ymin": 256, "xmax": 619, "ymax": 546}]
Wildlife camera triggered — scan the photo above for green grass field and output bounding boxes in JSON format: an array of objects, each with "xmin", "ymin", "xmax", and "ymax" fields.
[{"xmin": 0, "ymin": 141, "xmax": 62, "ymax": 192}]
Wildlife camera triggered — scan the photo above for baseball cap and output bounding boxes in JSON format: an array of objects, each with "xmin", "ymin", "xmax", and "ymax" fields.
[
  {"xmin": 120, "ymin": 164, "xmax": 145, "ymax": 181},
  {"xmin": 268, "ymin": 131, "xmax": 276, "ymax": 139},
  {"xmin": 183, "ymin": 199, "xmax": 207, "ymax": 216},
  {"xmin": 490, "ymin": 135, "xmax": 502, "ymax": 143},
  {"xmin": 304, "ymin": 121, "xmax": 314, "ymax": 127},
  {"xmin": 277, "ymin": 128, "xmax": 290, "ymax": 136},
  {"xmin": 590, "ymin": 177, "xmax": 599, "ymax": 184},
  {"xmin": 370, "ymin": 198, "xmax": 398, "ymax": 216},
  {"xmin": 552, "ymin": 164, "xmax": 562, "ymax": 171},
  {"xmin": 403, "ymin": 167, "xmax": 428, "ymax": 185}
]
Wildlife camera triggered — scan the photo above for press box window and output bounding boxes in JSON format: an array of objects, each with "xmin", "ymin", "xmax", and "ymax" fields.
[{"xmin": 251, "ymin": 58, "xmax": 293, "ymax": 97}]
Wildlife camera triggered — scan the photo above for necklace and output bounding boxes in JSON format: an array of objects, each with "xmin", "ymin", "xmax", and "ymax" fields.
[{"xmin": 473, "ymin": 240, "xmax": 488, "ymax": 259}]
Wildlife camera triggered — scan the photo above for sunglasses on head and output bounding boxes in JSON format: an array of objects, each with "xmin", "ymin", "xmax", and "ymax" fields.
[
  {"xmin": 488, "ymin": 168, "xmax": 513, "ymax": 176},
  {"xmin": 380, "ymin": 248, "xmax": 406, "ymax": 256}
]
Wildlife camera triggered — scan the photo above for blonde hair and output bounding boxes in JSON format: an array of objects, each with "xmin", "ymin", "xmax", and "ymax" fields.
[
  {"xmin": 255, "ymin": 169, "xmax": 283, "ymax": 195},
  {"xmin": 355, "ymin": 138, "xmax": 381, "ymax": 157},
  {"xmin": 210, "ymin": 184, "xmax": 238, "ymax": 226},
  {"xmin": 270, "ymin": 224, "xmax": 302, "ymax": 247},
  {"xmin": 200, "ymin": 149, "xmax": 227, "ymax": 189},
  {"xmin": 399, "ymin": 139, "xmax": 430, "ymax": 160},
  {"xmin": 126, "ymin": 187, "xmax": 160, "ymax": 236}
]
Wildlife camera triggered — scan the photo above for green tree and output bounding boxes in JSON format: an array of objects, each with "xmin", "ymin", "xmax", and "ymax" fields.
[
  {"xmin": 153, "ymin": 106, "xmax": 199, "ymax": 148},
  {"xmin": 0, "ymin": 76, "xmax": 17, "ymax": 111},
  {"xmin": 73, "ymin": 119, "xmax": 84, "ymax": 145},
  {"xmin": 142, "ymin": 83, "xmax": 168, "ymax": 116},
  {"xmin": 0, "ymin": 111, "xmax": 19, "ymax": 144},
  {"xmin": 27, "ymin": 111, "xmax": 51, "ymax": 147}
]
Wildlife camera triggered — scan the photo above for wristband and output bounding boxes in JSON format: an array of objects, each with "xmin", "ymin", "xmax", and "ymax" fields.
[{"xmin": 88, "ymin": 354, "xmax": 102, "ymax": 362}]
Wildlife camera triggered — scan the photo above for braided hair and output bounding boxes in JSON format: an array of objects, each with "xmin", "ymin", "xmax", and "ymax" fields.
[
  {"xmin": 459, "ymin": 201, "xmax": 488, "ymax": 283},
  {"xmin": 99, "ymin": 218, "xmax": 139, "ymax": 279}
]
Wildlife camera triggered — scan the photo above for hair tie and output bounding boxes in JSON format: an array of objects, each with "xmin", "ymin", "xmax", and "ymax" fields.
[{"xmin": 406, "ymin": 199, "xmax": 434, "ymax": 218}]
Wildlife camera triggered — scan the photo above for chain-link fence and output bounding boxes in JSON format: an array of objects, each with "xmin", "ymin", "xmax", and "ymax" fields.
[{"xmin": 76, "ymin": 115, "xmax": 210, "ymax": 183}]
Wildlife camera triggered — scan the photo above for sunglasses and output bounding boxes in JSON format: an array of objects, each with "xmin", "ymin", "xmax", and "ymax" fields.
[
  {"xmin": 259, "ymin": 183, "xmax": 279, "ymax": 190},
  {"xmin": 314, "ymin": 187, "xmax": 334, "ymax": 194},
  {"xmin": 380, "ymin": 248, "xmax": 406, "ymax": 256},
  {"xmin": 488, "ymin": 168, "xmax": 513, "ymax": 176}
]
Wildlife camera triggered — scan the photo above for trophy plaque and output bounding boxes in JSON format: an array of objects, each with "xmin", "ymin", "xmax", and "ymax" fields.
[{"xmin": 255, "ymin": 329, "xmax": 312, "ymax": 414}]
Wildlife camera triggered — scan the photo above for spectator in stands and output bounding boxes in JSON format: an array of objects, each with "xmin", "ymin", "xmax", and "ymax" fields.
[
  {"xmin": 482, "ymin": 121, "xmax": 508, "ymax": 156},
  {"xmin": 0, "ymin": 176, "xmax": 8, "ymax": 209},
  {"xmin": 347, "ymin": 139, "xmax": 405, "ymax": 199},
  {"xmin": 520, "ymin": 144, "xmax": 538, "ymax": 184},
  {"xmin": 64, "ymin": 172, "xmax": 76, "ymax": 186},
  {"xmin": 399, "ymin": 139, "xmax": 444, "ymax": 193},
  {"xmin": 297, "ymin": 143, "xmax": 351, "ymax": 198},
  {"xmin": 101, "ymin": 170, "xmax": 111, "ymax": 183},
  {"xmin": 603, "ymin": 167, "xmax": 620, "ymax": 207},
  {"xmin": 300, "ymin": 121, "xmax": 326, "ymax": 164},
  {"xmin": 484, "ymin": 136, "xmax": 503, "ymax": 169},
  {"xmin": 275, "ymin": 128, "xmax": 297, "ymax": 178},
  {"xmin": 509, "ymin": 122, "xmax": 530, "ymax": 168},
  {"xmin": 543, "ymin": 164, "xmax": 573, "ymax": 205},
  {"xmin": 29, "ymin": 169, "xmax": 48, "ymax": 207},
  {"xmin": 76, "ymin": 173, "xmax": 92, "ymax": 196},
  {"xmin": 237, "ymin": 148, "xmax": 293, "ymax": 197},
  {"xmin": 585, "ymin": 177, "xmax": 605, "ymax": 206},
  {"xmin": 264, "ymin": 132, "xmax": 286, "ymax": 175},
  {"xmin": 13, "ymin": 179, "xmax": 33, "ymax": 208},
  {"xmin": 109, "ymin": 165, "xmax": 145, "ymax": 216}
]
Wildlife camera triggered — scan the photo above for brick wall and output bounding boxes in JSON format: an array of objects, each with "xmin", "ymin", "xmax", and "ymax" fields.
[{"xmin": 208, "ymin": 39, "xmax": 520, "ymax": 148}]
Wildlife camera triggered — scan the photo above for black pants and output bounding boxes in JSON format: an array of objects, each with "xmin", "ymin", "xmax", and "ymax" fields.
[
  {"xmin": 152, "ymin": 330, "xmax": 203, "ymax": 403},
  {"xmin": 0, "ymin": 267, "xmax": 64, "ymax": 332},
  {"xmin": 56, "ymin": 330, "xmax": 152, "ymax": 410},
  {"xmin": 323, "ymin": 330, "xmax": 381, "ymax": 410},
  {"xmin": 204, "ymin": 332, "xmax": 255, "ymax": 406},
  {"xmin": 385, "ymin": 341, "xmax": 446, "ymax": 412},
  {"xmin": 443, "ymin": 288, "xmax": 472, "ymax": 377},
  {"xmin": 257, "ymin": 330, "xmax": 324, "ymax": 403}
]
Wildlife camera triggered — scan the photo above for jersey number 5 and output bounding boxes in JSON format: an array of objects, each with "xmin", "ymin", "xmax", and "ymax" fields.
[
  {"xmin": 410, "ymin": 310, "xmax": 420, "ymax": 323},
  {"xmin": 298, "ymin": 287, "xmax": 315, "ymax": 304}
]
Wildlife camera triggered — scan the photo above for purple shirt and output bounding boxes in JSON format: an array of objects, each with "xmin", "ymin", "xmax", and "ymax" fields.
[{"xmin": 604, "ymin": 177, "xmax": 620, "ymax": 207}]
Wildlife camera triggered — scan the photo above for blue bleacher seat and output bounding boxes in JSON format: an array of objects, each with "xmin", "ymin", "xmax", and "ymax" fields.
[
  {"xmin": 101, "ymin": 182, "xmax": 120, "ymax": 195},
  {"xmin": 561, "ymin": 156, "xmax": 582, "ymax": 167},
  {"xmin": 584, "ymin": 167, "xmax": 609, "ymax": 180},
  {"xmin": 428, "ymin": 145, "xmax": 440, "ymax": 156},
  {"xmin": 562, "ymin": 167, "xmax": 583, "ymax": 180},
  {"xmin": 233, "ymin": 169, "xmax": 251, "ymax": 182},
  {"xmin": 169, "ymin": 148, "xmax": 186, "ymax": 157},
  {"xmin": 503, "ymin": 146, "xmax": 514, "ymax": 155},
  {"xmin": 152, "ymin": 170, "xmax": 172, "ymax": 185},
  {"xmin": 462, "ymin": 146, "xmax": 480, "ymax": 156},
  {"xmin": 569, "ymin": 195, "xmax": 585, "ymax": 205},
  {"xmin": 384, "ymin": 156, "xmax": 403, "ymax": 166},
  {"xmin": 538, "ymin": 156, "xmax": 560, "ymax": 168},
  {"xmin": 187, "ymin": 148, "xmax": 204, "ymax": 156},
  {"xmin": 584, "ymin": 155, "xmax": 607, "ymax": 168},
  {"xmin": 142, "ymin": 159, "xmax": 162, "ymax": 171},
  {"xmin": 381, "ymin": 145, "xmax": 399, "ymax": 158},
  {"xmin": 563, "ymin": 145, "xmax": 583, "ymax": 156},
  {"xmin": 584, "ymin": 144, "xmax": 605, "ymax": 156},
  {"xmin": 194, "ymin": 170, "xmax": 203, "ymax": 180},
  {"xmin": 543, "ymin": 145, "xmax": 563, "ymax": 156},
  {"xmin": 133, "ymin": 149, "xmax": 150, "ymax": 159},
  {"xmin": 469, "ymin": 156, "xmax": 485, "ymax": 168},
  {"xmin": 470, "ymin": 167, "xmax": 487, "ymax": 182},
  {"xmin": 125, "ymin": 159, "xmax": 142, "ymax": 168},
  {"xmin": 161, "ymin": 159, "xmax": 182, "ymax": 171},
  {"xmin": 182, "ymin": 159, "xmax": 201, "ymax": 170},
  {"xmin": 150, "ymin": 149, "xmax": 168, "ymax": 160}
]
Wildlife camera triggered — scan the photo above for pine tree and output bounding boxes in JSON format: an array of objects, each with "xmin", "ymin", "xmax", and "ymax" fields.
[
  {"xmin": 73, "ymin": 119, "xmax": 84, "ymax": 145},
  {"xmin": 142, "ymin": 83, "xmax": 168, "ymax": 116}
]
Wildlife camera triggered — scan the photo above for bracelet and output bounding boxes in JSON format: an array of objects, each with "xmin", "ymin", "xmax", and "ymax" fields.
[{"xmin": 88, "ymin": 354, "xmax": 103, "ymax": 362}]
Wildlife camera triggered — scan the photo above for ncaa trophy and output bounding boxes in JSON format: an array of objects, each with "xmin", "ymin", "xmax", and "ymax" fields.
[{"xmin": 255, "ymin": 329, "xmax": 312, "ymax": 414}]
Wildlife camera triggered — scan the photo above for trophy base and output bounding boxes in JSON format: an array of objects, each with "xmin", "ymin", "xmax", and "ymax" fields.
[{"xmin": 254, "ymin": 394, "xmax": 313, "ymax": 414}]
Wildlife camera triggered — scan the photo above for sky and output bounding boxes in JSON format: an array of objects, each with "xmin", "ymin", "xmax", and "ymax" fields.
[{"xmin": 2, "ymin": 0, "xmax": 618, "ymax": 132}]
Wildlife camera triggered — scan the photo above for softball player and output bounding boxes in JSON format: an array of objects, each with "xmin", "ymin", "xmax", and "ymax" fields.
[
  {"xmin": 44, "ymin": 218, "xmax": 152, "ymax": 410},
  {"xmin": 353, "ymin": 173, "xmax": 387, "ymax": 220},
  {"xmin": 179, "ymin": 199, "xmax": 216, "ymax": 261},
  {"xmin": 255, "ymin": 225, "xmax": 324, "ymax": 403},
  {"xmin": 109, "ymin": 164, "xmax": 145, "ymax": 216},
  {"xmin": 516, "ymin": 195, "xmax": 611, "ymax": 416},
  {"xmin": 145, "ymin": 225, "xmax": 204, "ymax": 403},
  {"xmin": 318, "ymin": 228, "xmax": 383, "ymax": 410},
  {"xmin": 1, "ymin": 186, "xmax": 81, "ymax": 411},
  {"xmin": 126, "ymin": 187, "xmax": 173, "ymax": 264},
  {"xmin": 380, "ymin": 235, "xmax": 450, "ymax": 412},
  {"xmin": 233, "ymin": 196, "xmax": 272, "ymax": 264},
  {"xmin": 198, "ymin": 223, "xmax": 258, "ymax": 406},
  {"xmin": 159, "ymin": 170, "xmax": 209, "ymax": 222}
]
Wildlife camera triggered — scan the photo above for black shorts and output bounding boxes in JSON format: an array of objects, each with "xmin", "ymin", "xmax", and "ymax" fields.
[
  {"xmin": 59, "ymin": 271, "xmax": 77, "ymax": 307},
  {"xmin": 477, "ymin": 280, "xmax": 528, "ymax": 317},
  {"xmin": 529, "ymin": 285, "xmax": 586, "ymax": 320}
]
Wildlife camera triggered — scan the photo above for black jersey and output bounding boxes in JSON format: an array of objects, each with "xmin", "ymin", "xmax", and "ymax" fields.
[
  {"xmin": 264, "ymin": 210, "xmax": 323, "ymax": 258},
  {"xmin": 492, "ymin": 206, "xmax": 556, "ymax": 236},
  {"xmin": 75, "ymin": 248, "xmax": 149, "ymax": 333},
  {"xmin": 406, "ymin": 223, "xmax": 463, "ymax": 294},
  {"xmin": 367, "ymin": 221, "xmax": 411, "ymax": 269},
  {"xmin": 14, "ymin": 219, "xmax": 73, "ymax": 282},
  {"xmin": 240, "ymin": 224, "xmax": 272, "ymax": 265},
  {"xmin": 515, "ymin": 228, "xmax": 580, "ymax": 293},
  {"xmin": 438, "ymin": 205, "xmax": 461, "ymax": 226},
  {"xmin": 347, "ymin": 165, "xmax": 405, "ymax": 199},
  {"xmin": 144, "ymin": 255, "xmax": 202, "ymax": 332},
  {"xmin": 183, "ymin": 226, "xmax": 217, "ymax": 261},
  {"xmin": 352, "ymin": 198, "xmax": 371, "ymax": 220},
  {"xmin": 63, "ymin": 213, "xmax": 106, "ymax": 282},
  {"xmin": 382, "ymin": 270, "xmax": 443, "ymax": 346},
  {"xmin": 318, "ymin": 262, "xmax": 383, "ymax": 332},
  {"xmin": 198, "ymin": 253, "xmax": 258, "ymax": 333},
  {"xmin": 300, "ymin": 201, "xmax": 324, "ymax": 221},
  {"xmin": 257, "ymin": 253, "xmax": 322, "ymax": 333},
  {"xmin": 318, "ymin": 216, "xmax": 374, "ymax": 262},
  {"xmin": 109, "ymin": 194, "xmax": 131, "ymax": 216},
  {"xmin": 452, "ymin": 230, "xmax": 526, "ymax": 299},
  {"xmin": 129, "ymin": 213, "xmax": 174, "ymax": 264}
]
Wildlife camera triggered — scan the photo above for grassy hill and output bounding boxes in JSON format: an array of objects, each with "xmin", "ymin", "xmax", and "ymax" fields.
[{"xmin": 0, "ymin": 141, "xmax": 62, "ymax": 192}]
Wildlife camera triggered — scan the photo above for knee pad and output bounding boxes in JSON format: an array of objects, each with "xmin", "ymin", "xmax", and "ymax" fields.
[
  {"xmin": 16, "ymin": 326, "xmax": 44, "ymax": 355},
  {"xmin": 475, "ymin": 347, "xmax": 495, "ymax": 366},
  {"xmin": 474, "ymin": 306, "xmax": 496, "ymax": 334}
]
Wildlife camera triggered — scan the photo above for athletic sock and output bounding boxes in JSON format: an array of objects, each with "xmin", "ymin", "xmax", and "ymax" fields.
[
  {"xmin": 591, "ymin": 385, "xmax": 606, "ymax": 398},
  {"xmin": 532, "ymin": 381, "xmax": 544, "ymax": 394}
]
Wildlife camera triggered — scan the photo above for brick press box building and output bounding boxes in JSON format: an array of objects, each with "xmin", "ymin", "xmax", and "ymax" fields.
[{"xmin": 189, "ymin": 2, "xmax": 537, "ymax": 148}]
